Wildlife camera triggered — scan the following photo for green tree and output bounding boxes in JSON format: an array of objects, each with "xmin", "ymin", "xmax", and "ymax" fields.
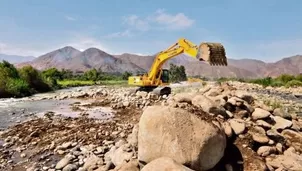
[
  {"xmin": 0, "ymin": 60, "xmax": 21, "ymax": 97},
  {"xmin": 122, "ymin": 71, "xmax": 132, "ymax": 80},
  {"xmin": 169, "ymin": 63, "xmax": 187, "ymax": 82},
  {"xmin": 5, "ymin": 78, "xmax": 31, "ymax": 97},
  {"xmin": 61, "ymin": 69, "xmax": 73, "ymax": 79},
  {"xmin": 18, "ymin": 65, "xmax": 51, "ymax": 92},
  {"xmin": 296, "ymin": 74, "xmax": 302, "ymax": 82},
  {"xmin": 42, "ymin": 68, "xmax": 63, "ymax": 80},
  {"xmin": 83, "ymin": 68, "xmax": 99, "ymax": 81},
  {"xmin": 276, "ymin": 74, "xmax": 295, "ymax": 83}
]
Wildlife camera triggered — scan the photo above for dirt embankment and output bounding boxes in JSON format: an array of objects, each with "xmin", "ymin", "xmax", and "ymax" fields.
[{"xmin": 0, "ymin": 81, "xmax": 301, "ymax": 171}]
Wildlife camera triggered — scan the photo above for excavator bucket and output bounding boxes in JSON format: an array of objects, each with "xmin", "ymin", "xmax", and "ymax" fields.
[{"xmin": 198, "ymin": 42, "xmax": 228, "ymax": 66}]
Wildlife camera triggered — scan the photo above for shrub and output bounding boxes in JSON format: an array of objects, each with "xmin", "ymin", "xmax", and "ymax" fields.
[
  {"xmin": 285, "ymin": 80, "xmax": 302, "ymax": 87},
  {"xmin": 42, "ymin": 68, "xmax": 63, "ymax": 80},
  {"xmin": 18, "ymin": 65, "xmax": 51, "ymax": 93},
  {"xmin": 276, "ymin": 74, "xmax": 295, "ymax": 83},
  {"xmin": 5, "ymin": 78, "xmax": 31, "ymax": 97}
]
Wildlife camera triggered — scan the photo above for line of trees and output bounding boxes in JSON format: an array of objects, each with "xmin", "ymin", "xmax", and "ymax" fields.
[{"xmin": 0, "ymin": 60, "xmax": 135, "ymax": 98}]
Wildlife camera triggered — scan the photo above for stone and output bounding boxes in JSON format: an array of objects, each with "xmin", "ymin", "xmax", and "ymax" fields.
[
  {"xmin": 236, "ymin": 110, "xmax": 249, "ymax": 119},
  {"xmin": 82, "ymin": 154, "xmax": 103, "ymax": 171},
  {"xmin": 252, "ymin": 108, "xmax": 271, "ymax": 120},
  {"xmin": 273, "ymin": 108, "xmax": 292, "ymax": 119},
  {"xmin": 56, "ymin": 155, "xmax": 73, "ymax": 170},
  {"xmin": 62, "ymin": 164, "xmax": 78, "ymax": 171},
  {"xmin": 249, "ymin": 126, "xmax": 270, "ymax": 144},
  {"xmin": 226, "ymin": 110, "xmax": 234, "ymax": 118},
  {"xmin": 173, "ymin": 92, "xmax": 196, "ymax": 104},
  {"xmin": 291, "ymin": 120, "xmax": 301, "ymax": 131},
  {"xmin": 115, "ymin": 160, "xmax": 139, "ymax": 171},
  {"xmin": 222, "ymin": 122, "xmax": 233, "ymax": 138},
  {"xmin": 141, "ymin": 157, "xmax": 194, "ymax": 171},
  {"xmin": 127, "ymin": 124, "xmax": 139, "ymax": 147},
  {"xmin": 234, "ymin": 91, "xmax": 254, "ymax": 104},
  {"xmin": 276, "ymin": 143, "xmax": 283, "ymax": 153},
  {"xmin": 256, "ymin": 120, "xmax": 272, "ymax": 129},
  {"xmin": 138, "ymin": 106, "xmax": 226, "ymax": 171},
  {"xmin": 272, "ymin": 116, "xmax": 293, "ymax": 130},
  {"xmin": 281, "ymin": 129, "xmax": 302, "ymax": 152},
  {"xmin": 123, "ymin": 101, "xmax": 130, "ymax": 107},
  {"xmin": 257, "ymin": 146, "xmax": 276, "ymax": 157},
  {"xmin": 192, "ymin": 94, "xmax": 227, "ymax": 117},
  {"xmin": 266, "ymin": 147, "xmax": 302, "ymax": 170},
  {"xmin": 266, "ymin": 129, "xmax": 285, "ymax": 143},
  {"xmin": 111, "ymin": 144, "xmax": 134, "ymax": 167},
  {"xmin": 228, "ymin": 119, "xmax": 246, "ymax": 135}
]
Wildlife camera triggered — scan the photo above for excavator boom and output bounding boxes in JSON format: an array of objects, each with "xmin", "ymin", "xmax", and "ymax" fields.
[{"xmin": 128, "ymin": 38, "xmax": 227, "ymax": 95}]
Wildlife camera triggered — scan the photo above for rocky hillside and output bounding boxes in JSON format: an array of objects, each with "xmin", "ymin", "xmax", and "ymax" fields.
[
  {"xmin": 16, "ymin": 47, "xmax": 145, "ymax": 74},
  {"xmin": 15, "ymin": 46, "xmax": 302, "ymax": 78}
]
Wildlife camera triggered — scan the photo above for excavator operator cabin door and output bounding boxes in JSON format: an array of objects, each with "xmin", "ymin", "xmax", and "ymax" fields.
[{"xmin": 161, "ymin": 69, "xmax": 169, "ymax": 83}]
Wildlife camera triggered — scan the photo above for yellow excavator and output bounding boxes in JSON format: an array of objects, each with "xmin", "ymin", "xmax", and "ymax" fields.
[{"xmin": 128, "ymin": 38, "xmax": 228, "ymax": 95}]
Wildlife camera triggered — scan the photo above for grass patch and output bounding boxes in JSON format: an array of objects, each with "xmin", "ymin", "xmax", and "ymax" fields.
[
  {"xmin": 98, "ymin": 80, "xmax": 128, "ymax": 86},
  {"xmin": 263, "ymin": 99, "xmax": 282, "ymax": 109},
  {"xmin": 58, "ymin": 80, "xmax": 96, "ymax": 88},
  {"xmin": 58, "ymin": 79, "xmax": 129, "ymax": 88}
]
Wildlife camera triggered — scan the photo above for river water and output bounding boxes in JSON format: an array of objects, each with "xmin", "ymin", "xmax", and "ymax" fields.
[{"xmin": 0, "ymin": 86, "xmax": 114, "ymax": 130}]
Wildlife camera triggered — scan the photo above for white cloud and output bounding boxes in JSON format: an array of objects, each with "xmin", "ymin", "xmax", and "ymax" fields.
[
  {"xmin": 152, "ymin": 9, "xmax": 194, "ymax": 30},
  {"xmin": 122, "ymin": 15, "xmax": 149, "ymax": 31},
  {"xmin": 122, "ymin": 9, "xmax": 195, "ymax": 31},
  {"xmin": 104, "ymin": 29, "xmax": 132, "ymax": 38},
  {"xmin": 65, "ymin": 15, "xmax": 77, "ymax": 21}
]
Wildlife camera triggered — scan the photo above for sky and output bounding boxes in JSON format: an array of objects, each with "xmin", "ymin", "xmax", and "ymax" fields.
[{"xmin": 0, "ymin": 0, "xmax": 302, "ymax": 62}]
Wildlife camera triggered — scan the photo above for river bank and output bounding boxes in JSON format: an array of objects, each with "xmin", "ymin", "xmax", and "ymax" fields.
[{"xmin": 0, "ymin": 81, "xmax": 301, "ymax": 171}]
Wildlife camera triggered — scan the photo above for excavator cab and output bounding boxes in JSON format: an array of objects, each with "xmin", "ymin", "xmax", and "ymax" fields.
[{"xmin": 155, "ymin": 69, "xmax": 169, "ymax": 84}]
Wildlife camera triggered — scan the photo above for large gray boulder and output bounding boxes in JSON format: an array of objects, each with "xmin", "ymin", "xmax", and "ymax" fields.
[{"xmin": 138, "ymin": 106, "xmax": 227, "ymax": 171}]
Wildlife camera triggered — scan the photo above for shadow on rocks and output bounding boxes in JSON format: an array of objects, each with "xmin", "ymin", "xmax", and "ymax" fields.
[{"xmin": 211, "ymin": 138, "xmax": 244, "ymax": 171}]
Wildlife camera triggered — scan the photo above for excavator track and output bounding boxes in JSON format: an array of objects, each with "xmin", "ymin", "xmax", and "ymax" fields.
[{"xmin": 198, "ymin": 42, "xmax": 228, "ymax": 66}]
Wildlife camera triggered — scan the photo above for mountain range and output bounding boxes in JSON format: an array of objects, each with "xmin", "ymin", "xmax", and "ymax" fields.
[
  {"xmin": 0, "ymin": 53, "xmax": 35, "ymax": 64},
  {"xmin": 10, "ymin": 46, "xmax": 302, "ymax": 78}
]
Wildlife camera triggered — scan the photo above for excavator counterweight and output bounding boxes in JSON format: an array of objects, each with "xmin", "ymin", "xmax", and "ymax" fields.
[{"xmin": 128, "ymin": 38, "xmax": 228, "ymax": 95}]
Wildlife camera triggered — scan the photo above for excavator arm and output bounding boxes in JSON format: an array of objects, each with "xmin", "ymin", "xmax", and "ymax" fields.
[{"xmin": 128, "ymin": 38, "xmax": 227, "ymax": 94}]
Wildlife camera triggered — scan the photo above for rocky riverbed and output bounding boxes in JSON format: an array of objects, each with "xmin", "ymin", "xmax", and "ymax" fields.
[{"xmin": 0, "ymin": 81, "xmax": 301, "ymax": 171}]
